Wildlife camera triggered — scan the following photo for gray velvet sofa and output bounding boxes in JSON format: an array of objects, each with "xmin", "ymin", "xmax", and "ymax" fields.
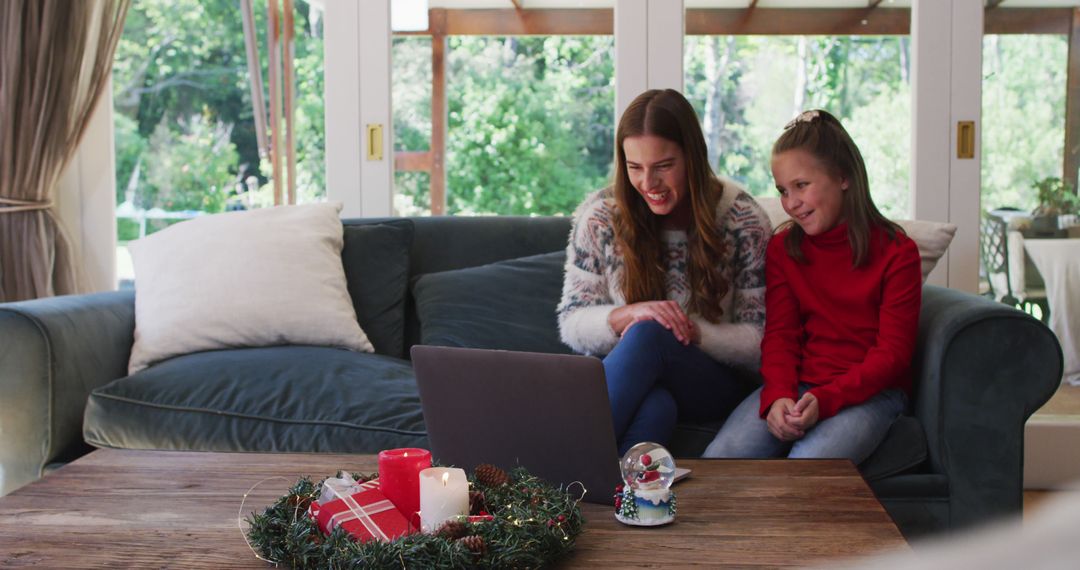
[{"xmin": 0, "ymin": 216, "xmax": 1062, "ymax": 538}]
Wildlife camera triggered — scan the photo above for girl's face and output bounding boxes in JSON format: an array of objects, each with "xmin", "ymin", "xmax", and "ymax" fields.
[
  {"xmin": 623, "ymin": 135, "xmax": 691, "ymax": 227},
  {"xmin": 771, "ymin": 148, "xmax": 848, "ymax": 236}
]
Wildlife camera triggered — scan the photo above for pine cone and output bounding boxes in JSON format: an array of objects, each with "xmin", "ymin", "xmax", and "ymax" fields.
[
  {"xmin": 459, "ymin": 535, "xmax": 487, "ymax": 556},
  {"xmin": 469, "ymin": 490, "xmax": 487, "ymax": 515},
  {"xmin": 436, "ymin": 520, "xmax": 468, "ymax": 540},
  {"xmin": 474, "ymin": 463, "xmax": 509, "ymax": 487}
]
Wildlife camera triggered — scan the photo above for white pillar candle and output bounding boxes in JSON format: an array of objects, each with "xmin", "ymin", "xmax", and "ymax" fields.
[{"xmin": 418, "ymin": 467, "xmax": 469, "ymax": 533}]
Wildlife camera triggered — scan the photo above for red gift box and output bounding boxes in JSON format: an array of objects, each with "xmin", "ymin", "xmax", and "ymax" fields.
[{"xmin": 308, "ymin": 479, "xmax": 416, "ymax": 543}]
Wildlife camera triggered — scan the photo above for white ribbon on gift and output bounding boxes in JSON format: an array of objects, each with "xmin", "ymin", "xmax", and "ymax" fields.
[{"xmin": 325, "ymin": 479, "xmax": 394, "ymax": 542}]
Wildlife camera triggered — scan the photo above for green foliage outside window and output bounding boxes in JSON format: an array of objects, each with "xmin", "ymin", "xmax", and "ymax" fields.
[
  {"xmin": 982, "ymin": 35, "xmax": 1068, "ymax": 212},
  {"xmin": 113, "ymin": 3, "xmax": 1069, "ymax": 227},
  {"xmin": 684, "ymin": 35, "xmax": 911, "ymax": 219},
  {"xmin": 113, "ymin": 0, "xmax": 326, "ymax": 237}
]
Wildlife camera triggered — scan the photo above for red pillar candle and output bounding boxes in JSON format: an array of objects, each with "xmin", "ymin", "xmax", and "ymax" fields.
[{"xmin": 377, "ymin": 448, "xmax": 432, "ymax": 529}]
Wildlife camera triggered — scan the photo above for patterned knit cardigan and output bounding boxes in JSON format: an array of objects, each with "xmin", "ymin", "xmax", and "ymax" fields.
[{"xmin": 556, "ymin": 180, "xmax": 772, "ymax": 371}]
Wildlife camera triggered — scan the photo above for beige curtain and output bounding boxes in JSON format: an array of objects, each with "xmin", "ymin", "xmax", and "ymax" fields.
[{"xmin": 0, "ymin": 0, "xmax": 130, "ymax": 302}]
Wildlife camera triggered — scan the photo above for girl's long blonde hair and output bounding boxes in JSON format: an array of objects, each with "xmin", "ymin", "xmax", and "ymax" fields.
[{"xmin": 612, "ymin": 89, "xmax": 728, "ymax": 322}]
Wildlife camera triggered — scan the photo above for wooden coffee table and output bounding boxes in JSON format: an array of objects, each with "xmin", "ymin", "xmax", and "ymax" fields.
[{"xmin": 0, "ymin": 450, "xmax": 905, "ymax": 567}]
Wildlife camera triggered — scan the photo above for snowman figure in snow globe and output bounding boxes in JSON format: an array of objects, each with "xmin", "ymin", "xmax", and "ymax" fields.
[{"xmin": 615, "ymin": 441, "xmax": 677, "ymax": 526}]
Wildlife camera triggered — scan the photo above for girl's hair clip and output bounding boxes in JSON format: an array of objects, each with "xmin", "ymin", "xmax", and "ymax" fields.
[{"xmin": 784, "ymin": 110, "xmax": 821, "ymax": 130}]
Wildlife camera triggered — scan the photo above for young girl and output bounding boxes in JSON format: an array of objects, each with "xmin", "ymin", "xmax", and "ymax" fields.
[
  {"xmin": 557, "ymin": 89, "xmax": 771, "ymax": 455},
  {"xmin": 703, "ymin": 110, "xmax": 921, "ymax": 462}
]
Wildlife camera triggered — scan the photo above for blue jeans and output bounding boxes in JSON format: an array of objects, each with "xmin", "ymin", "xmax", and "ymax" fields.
[
  {"xmin": 701, "ymin": 384, "xmax": 908, "ymax": 463},
  {"xmin": 603, "ymin": 320, "xmax": 749, "ymax": 456}
]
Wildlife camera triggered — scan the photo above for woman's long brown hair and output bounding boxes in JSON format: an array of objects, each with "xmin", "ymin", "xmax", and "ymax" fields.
[
  {"xmin": 612, "ymin": 89, "xmax": 728, "ymax": 323},
  {"xmin": 772, "ymin": 110, "xmax": 903, "ymax": 267}
]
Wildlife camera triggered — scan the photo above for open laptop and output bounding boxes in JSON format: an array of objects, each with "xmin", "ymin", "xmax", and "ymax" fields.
[{"xmin": 411, "ymin": 345, "xmax": 622, "ymax": 505}]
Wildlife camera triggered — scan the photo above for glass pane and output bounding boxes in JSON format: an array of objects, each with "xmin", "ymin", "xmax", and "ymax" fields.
[
  {"xmin": 684, "ymin": 35, "xmax": 911, "ymax": 219},
  {"xmin": 395, "ymin": 171, "xmax": 432, "ymax": 216},
  {"xmin": 392, "ymin": 36, "xmax": 433, "ymax": 215},
  {"xmin": 113, "ymin": 0, "xmax": 325, "ymax": 286},
  {"xmin": 445, "ymin": 36, "xmax": 614, "ymax": 216},
  {"xmin": 981, "ymin": 34, "xmax": 1067, "ymax": 212},
  {"xmin": 391, "ymin": 5, "xmax": 615, "ymax": 217}
]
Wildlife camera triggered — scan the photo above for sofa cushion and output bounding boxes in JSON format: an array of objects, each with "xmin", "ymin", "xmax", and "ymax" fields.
[
  {"xmin": 412, "ymin": 251, "xmax": 573, "ymax": 355},
  {"xmin": 755, "ymin": 196, "xmax": 957, "ymax": 282},
  {"xmin": 126, "ymin": 203, "xmax": 373, "ymax": 374},
  {"xmin": 342, "ymin": 221, "xmax": 413, "ymax": 358},
  {"xmin": 404, "ymin": 216, "xmax": 573, "ymax": 347},
  {"xmin": 83, "ymin": 346, "xmax": 427, "ymax": 453},
  {"xmin": 668, "ymin": 414, "xmax": 927, "ymax": 482}
]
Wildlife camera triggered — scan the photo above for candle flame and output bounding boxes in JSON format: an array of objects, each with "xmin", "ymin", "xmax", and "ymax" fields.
[
  {"xmin": 404, "ymin": 452, "xmax": 408, "ymax": 457},
  {"xmin": 441, "ymin": 472, "xmax": 449, "ymax": 486}
]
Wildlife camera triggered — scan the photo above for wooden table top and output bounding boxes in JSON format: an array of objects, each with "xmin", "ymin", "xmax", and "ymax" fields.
[{"xmin": 0, "ymin": 449, "xmax": 906, "ymax": 568}]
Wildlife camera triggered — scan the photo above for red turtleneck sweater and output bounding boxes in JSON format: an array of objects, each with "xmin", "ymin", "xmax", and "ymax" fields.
[{"xmin": 758, "ymin": 222, "xmax": 922, "ymax": 420}]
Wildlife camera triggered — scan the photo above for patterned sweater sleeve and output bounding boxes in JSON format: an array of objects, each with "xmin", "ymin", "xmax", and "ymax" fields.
[
  {"xmin": 692, "ymin": 192, "xmax": 771, "ymax": 371},
  {"xmin": 557, "ymin": 191, "xmax": 621, "ymax": 355}
]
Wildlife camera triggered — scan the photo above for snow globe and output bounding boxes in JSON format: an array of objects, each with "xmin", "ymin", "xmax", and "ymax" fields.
[{"xmin": 614, "ymin": 442, "xmax": 677, "ymax": 526}]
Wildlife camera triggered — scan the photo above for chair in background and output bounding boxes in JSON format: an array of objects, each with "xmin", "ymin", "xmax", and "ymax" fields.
[{"xmin": 979, "ymin": 213, "xmax": 1050, "ymax": 323}]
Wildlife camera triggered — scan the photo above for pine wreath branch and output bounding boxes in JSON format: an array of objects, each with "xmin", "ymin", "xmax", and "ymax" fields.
[{"xmin": 245, "ymin": 466, "xmax": 584, "ymax": 569}]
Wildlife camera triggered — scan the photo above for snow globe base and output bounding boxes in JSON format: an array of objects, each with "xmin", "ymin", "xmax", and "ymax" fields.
[
  {"xmin": 614, "ymin": 488, "xmax": 676, "ymax": 526},
  {"xmin": 614, "ymin": 442, "xmax": 679, "ymax": 526}
]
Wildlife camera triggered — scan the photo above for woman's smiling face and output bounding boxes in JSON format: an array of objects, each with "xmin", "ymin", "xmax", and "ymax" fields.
[
  {"xmin": 623, "ymin": 135, "xmax": 690, "ymax": 227},
  {"xmin": 771, "ymin": 148, "xmax": 848, "ymax": 236}
]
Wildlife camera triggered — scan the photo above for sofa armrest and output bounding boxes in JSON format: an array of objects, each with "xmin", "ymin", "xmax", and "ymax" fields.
[
  {"xmin": 0, "ymin": 291, "xmax": 134, "ymax": 495},
  {"xmin": 914, "ymin": 285, "xmax": 1061, "ymax": 528}
]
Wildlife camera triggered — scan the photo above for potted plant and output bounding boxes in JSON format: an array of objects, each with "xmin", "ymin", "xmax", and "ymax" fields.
[{"xmin": 1030, "ymin": 176, "xmax": 1079, "ymax": 234}]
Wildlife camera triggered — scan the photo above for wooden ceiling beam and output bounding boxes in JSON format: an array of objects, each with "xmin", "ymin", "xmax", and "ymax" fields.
[
  {"xmin": 686, "ymin": 8, "xmax": 909, "ymax": 35},
  {"xmin": 984, "ymin": 8, "xmax": 1070, "ymax": 34},
  {"xmin": 393, "ymin": 7, "xmax": 1073, "ymax": 37}
]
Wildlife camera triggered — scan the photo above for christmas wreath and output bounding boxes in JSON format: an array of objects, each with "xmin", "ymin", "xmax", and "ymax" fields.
[{"xmin": 245, "ymin": 464, "xmax": 584, "ymax": 569}]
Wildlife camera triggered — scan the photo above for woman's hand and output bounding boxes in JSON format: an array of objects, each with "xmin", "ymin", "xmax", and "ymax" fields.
[
  {"xmin": 608, "ymin": 301, "xmax": 695, "ymax": 345},
  {"xmin": 766, "ymin": 398, "xmax": 805, "ymax": 442},
  {"xmin": 786, "ymin": 392, "xmax": 819, "ymax": 432}
]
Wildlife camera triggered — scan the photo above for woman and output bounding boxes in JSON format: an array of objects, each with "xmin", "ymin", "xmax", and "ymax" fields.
[{"xmin": 557, "ymin": 89, "xmax": 771, "ymax": 454}]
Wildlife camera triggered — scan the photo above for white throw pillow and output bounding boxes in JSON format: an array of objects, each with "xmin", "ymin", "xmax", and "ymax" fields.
[
  {"xmin": 754, "ymin": 196, "xmax": 957, "ymax": 282},
  {"xmin": 127, "ymin": 202, "xmax": 373, "ymax": 374},
  {"xmin": 895, "ymin": 219, "xmax": 959, "ymax": 282}
]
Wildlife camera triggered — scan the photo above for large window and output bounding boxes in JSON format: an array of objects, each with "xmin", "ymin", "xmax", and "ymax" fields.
[
  {"xmin": 112, "ymin": 0, "xmax": 325, "ymax": 285},
  {"xmin": 981, "ymin": 34, "xmax": 1068, "ymax": 211},
  {"xmin": 685, "ymin": 34, "xmax": 911, "ymax": 219},
  {"xmin": 392, "ymin": 6, "xmax": 615, "ymax": 216}
]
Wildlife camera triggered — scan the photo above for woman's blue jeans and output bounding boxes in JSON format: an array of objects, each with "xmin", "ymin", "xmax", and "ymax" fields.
[
  {"xmin": 602, "ymin": 320, "xmax": 749, "ymax": 455},
  {"xmin": 701, "ymin": 384, "xmax": 908, "ymax": 463}
]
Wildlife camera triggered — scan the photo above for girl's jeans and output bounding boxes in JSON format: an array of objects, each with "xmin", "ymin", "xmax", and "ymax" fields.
[{"xmin": 702, "ymin": 383, "xmax": 908, "ymax": 463}]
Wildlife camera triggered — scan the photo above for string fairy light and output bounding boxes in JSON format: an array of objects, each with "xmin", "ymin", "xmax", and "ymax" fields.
[{"xmin": 237, "ymin": 475, "xmax": 292, "ymax": 564}]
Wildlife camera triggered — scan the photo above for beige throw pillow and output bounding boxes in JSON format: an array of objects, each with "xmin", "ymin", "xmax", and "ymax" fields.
[
  {"xmin": 127, "ymin": 202, "xmax": 373, "ymax": 374},
  {"xmin": 754, "ymin": 196, "xmax": 957, "ymax": 282}
]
